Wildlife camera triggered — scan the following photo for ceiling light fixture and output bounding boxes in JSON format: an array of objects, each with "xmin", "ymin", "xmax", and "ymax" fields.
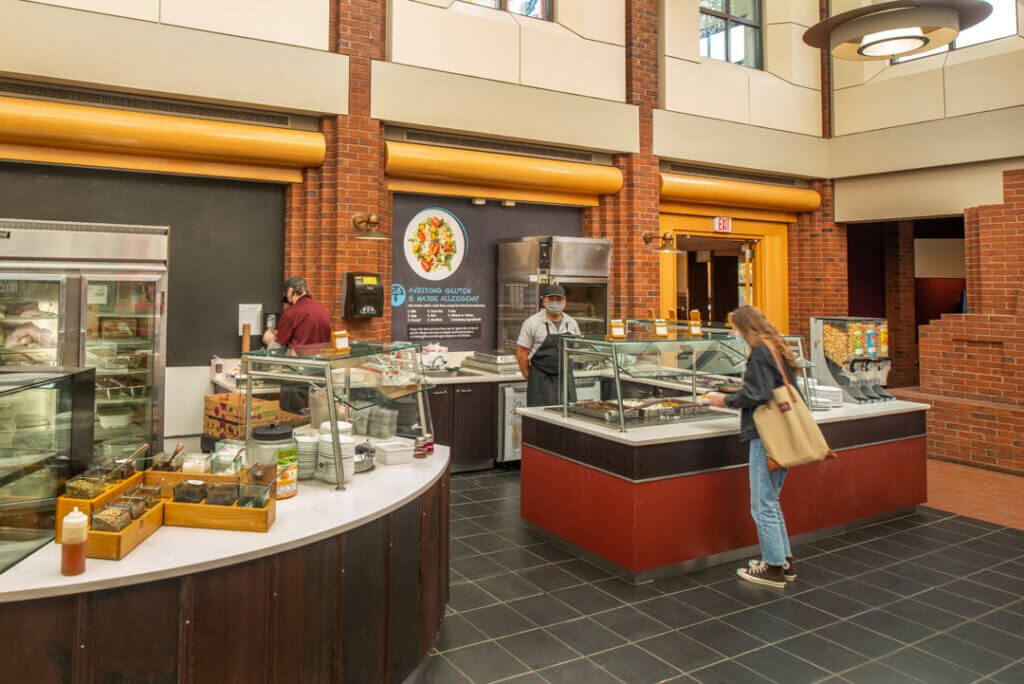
[
  {"xmin": 351, "ymin": 213, "xmax": 389, "ymax": 240},
  {"xmin": 803, "ymin": 0, "xmax": 991, "ymax": 61},
  {"xmin": 642, "ymin": 232, "xmax": 683, "ymax": 255}
]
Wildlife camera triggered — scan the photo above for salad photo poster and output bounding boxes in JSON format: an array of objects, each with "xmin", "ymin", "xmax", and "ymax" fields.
[{"xmin": 391, "ymin": 194, "xmax": 582, "ymax": 352}]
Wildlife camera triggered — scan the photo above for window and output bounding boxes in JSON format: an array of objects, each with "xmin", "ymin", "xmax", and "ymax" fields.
[
  {"xmin": 462, "ymin": 0, "xmax": 551, "ymax": 20},
  {"xmin": 894, "ymin": 0, "xmax": 1019, "ymax": 62},
  {"xmin": 699, "ymin": 0, "xmax": 762, "ymax": 69}
]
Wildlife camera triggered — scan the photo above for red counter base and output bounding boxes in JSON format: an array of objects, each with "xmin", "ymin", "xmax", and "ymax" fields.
[{"xmin": 521, "ymin": 438, "xmax": 927, "ymax": 575}]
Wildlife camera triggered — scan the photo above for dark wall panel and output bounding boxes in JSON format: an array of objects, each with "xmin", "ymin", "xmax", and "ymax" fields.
[
  {"xmin": 87, "ymin": 580, "xmax": 179, "ymax": 684},
  {"xmin": 0, "ymin": 162, "xmax": 285, "ymax": 365},
  {"xmin": 0, "ymin": 596, "xmax": 74, "ymax": 684},
  {"xmin": 847, "ymin": 223, "xmax": 888, "ymax": 317},
  {"xmin": 389, "ymin": 499, "xmax": 423, "ymax": 683},
  {"xmin": 342, "ymin": 516, "xmax": 389, "ymax": 684}
]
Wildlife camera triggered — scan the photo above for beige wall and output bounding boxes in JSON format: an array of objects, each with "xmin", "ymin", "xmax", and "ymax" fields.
[
  {"xmin": 660, "ymin": 0, "xmax": 822, "ymax": 136},
  {"xmin": 0, "ymin": 0, "xmax": 347, "ymax": 114},
  {"xmin": 831, "ymin": 0, "xmax": 1024, "ymax": 136},
  {"xmin": 372, "ymin": 61, "xmax": 639, "ymax": 153},
  {"xmin": 387, "ymin": 0, "xmax": 625, "ymax": 102},
  {"xmin": 915, "ymin": 239, "xmax": 966, "ymax": 278},
  {"xmin": 21, "ymin": 0, "xmax": 329, "ymax": 49}
]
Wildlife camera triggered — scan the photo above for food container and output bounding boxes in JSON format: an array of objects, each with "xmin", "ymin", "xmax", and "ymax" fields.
[
  {"xmin": 213, "ymin": 440, "xmax": 246, "ymax": 474},
  {"xmin": 97, "ymin": 407, "xmax": 133, "ymax": 429},
  {"xmin": 151, "ymin": 450, "xmax": 183, "ymax": 472},
  {"xmin": 112, "ymin": 457, "xmax": 136, "ymax": 479},
  {"xmin": 134, "ymin": 484, "xmax": 163, "ymax": 508},
  {"xmin": 64, "ymin": 473, "xmax": 105, "ymax": 500},
  {"xmin": 414, "ymin": 434, "xmax": 434, "ymax": 459},
  {"xmin": 238, "ymin": 483, "xmax": 271, "ymax": 508},
  {"xmin": 110, "ymin": 494, "xmax": 146, "ymax": 520},
  {"xmin": 182, "ymin": 453, "xmax": 212, "ymax": 474},
  {"xmin": 368, "ymin": 408, "xmax": 398, "ymax": 439},
  {"xmin": 101, "ymin": 438, "xmax": 147, "ymax": 467},
  {"xmin": 250, "ymin": 424, "xmax": 298, "ymax": 499},
  {"xmin": 317, "ymin": 433, "xmax": 355, "ymax": 484},
  {"xmin": 206, "ymin": 483, "xmax": 239, "ymax": 506},
  {"xmin": 91, "ymin": 504, "xmax": 131, "ymax": 532},
  {"xmin": 351, "ymin": 411, "xmax": 369, "ymax": 436},
  {"xmin": 246, "ymin": 463, "xmax": 277, "ymax": 487},
  {"xmin": 375, "ymin": 440, "xmax": 414, "ymax": 465},
  {"xmin": 100, "ymin": 356, "xmax": 130, "ymax": 370},
  {"xmin": 173, "ymin": 480, "xmax": 206, "ymax": 504}
]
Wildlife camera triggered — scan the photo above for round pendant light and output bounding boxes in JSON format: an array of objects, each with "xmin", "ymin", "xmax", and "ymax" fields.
[{"xmin": 803, "ymin": 0, "xmax": 992, "ymax": 61}]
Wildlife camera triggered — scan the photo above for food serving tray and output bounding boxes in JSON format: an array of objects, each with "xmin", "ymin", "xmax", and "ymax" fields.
[{"xmin": 567, "ymin": 402, "xmax": 639, "ymax": 422}]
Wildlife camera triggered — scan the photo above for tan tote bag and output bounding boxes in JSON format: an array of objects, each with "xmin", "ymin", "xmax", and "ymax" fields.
[{"xmin": 753, "ymin": 344, "xmax": 836, "ymax": 470}]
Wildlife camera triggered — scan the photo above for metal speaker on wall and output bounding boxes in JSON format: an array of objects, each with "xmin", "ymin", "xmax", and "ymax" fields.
[{"xmin": 352, "ymin": 213, "xmax": 389, "ymax": 240}]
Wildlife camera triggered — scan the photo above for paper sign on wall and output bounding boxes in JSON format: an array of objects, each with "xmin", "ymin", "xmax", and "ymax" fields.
[
  {"xmin": 609, "ymin": 319, "xmax": 626, "ymax": 338},
  {"xmin": 238, "ymin": 303, "xmax": 263, "ymax": 336},
  {"xmin": 87, "ymin": 284, "xmax": 110, "ymax": 305},
  {"xmin": 713, "ymin": 217, "xmax": 732, "ymax": 233},
  {"xmin": 654, "ymin": 319, "xmax": 668, "ymax": 336}
]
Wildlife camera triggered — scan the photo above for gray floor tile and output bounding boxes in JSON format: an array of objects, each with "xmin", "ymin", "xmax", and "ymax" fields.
[
  {"xmin": 916, "ymin": 633, "xmax": 1014, "ymax": 676},
  {"xmin": 462, "ymin": 603, "xmax": 537, "ymax": 639},
  {"xmin": 592, "ymin": 605, "xmax": 671, "ymax": 641},
  {"xmin": 546, "ymin": 617, "xmax": 626, "ymax": 655},
  {"xmin": 882, "ymin": 598, "xmax": 963, "ymax": 631},
  {"xmin": 674, "ymin": 586, "xmax": 748, "ymax": 617},
  {"xmin": 911, "ymin": 587, "xmax": 993, "ymax": 618},
  {"xmin": 721, "ymin": 607, "xmax": 804, "ymax": 642},
  {"xmin": 453, "ymin": 554, "xmax": 509, "ymax": 581},
  {"xmin": 591, "ymin": 576, "xmax": 661, "ymax": 603},
  {"xmin": 445, "ymin": 642, "xmax": 529, "ymax": 684},
  {"xmin": 827, "ymin": 578, "xmax": 901, "ymax": 609},
  {"xmin": 497, "ymin": 628, "xmax": 578, "ymax": 670},
  {"xmin": 451, "ymin": 518, "xmax": 490, "ymax": 538},
  {"xmin": 496, "ymin": 527, "xmax": 546, "ymax": 547},
  {"xmin": 850, "ymin": 609, "xmax": 937, "ymax": 644},
  {"xmin": 555, "ymin": 558, "xmax": 612, "ymax": 583},
  {"xmin": 757, "ymin": 599, "xmax": 836, "ymax": 631},
  {"xmin": 486, "ymin": 547, "xmax": 549, "ymax": 572},
  {"xmin": 690, "ymin": 659, "xmax": 773, "ymax": 684},
  {"xmin": 537, "ymin": 657, "xmax": 621, "ymax": 684},
  {"xmin": 476, "ymin": 572, "xmax": 545, "ymax": 602},
  {"xmin": 979, "ymin": 610, "xmax": 1024, "ymax": 636},
  {"xmin": 649, "ymin": 574, "xmax": 700, "ymax": 595},
  {"xmin": 947, "ymin": 620, "xmax": 1024, "ymax": 660},
  {"xmin": 463, "ymin": 532, "xmax": 518, "ymax": 555},
  {"xmin": 633, "ymin": 595, "xmax": 712, "ymax": 629},
  {"xmin": 499, "ymin": 674, "xmax": 546, "ymax": 684},
  {"xmin": 517, "ymin": 564, "xmax": 581, "ymax": 592},
  {"xmin": 815, "ymin": 620, "xmax": 903, "ymax": 659},
  {"xmin": 449, "ymin": 582, "xmax": 501, "ymax": 612},
  {"xmin": 636, "ymin": 630, "xmax": 724, "ymax": 672},
  {"xmin": 970, "ymin": 569, "xmax": 1024, "ymax": 596},
  {"xmin": 989, "ymin": 662, "xmax": 1024, "ymax": 684},
  {"xmin": 437, "ymin": 614, "xmax": 489, "ymax": 652},
  {"xmin": 711, "ymin": 576, "xmax": 787, "ymax": 607},
  {"xmin": 525, "ymin": 543, "xmax": 575, "ymax": 563},
  {"xmin": 737, "ymin": 645, "xmax": 831, "ymax": 684},
  {"xmin": 880, "ymin": 647, "xmax": 977, "ymax": 684},
  {"xmin": 795, "ymin": 588, "xmax": 870, "ymax": 619},
  {"xmin": 421, "ymin": 654, "xmax": 473, "ymax": 684},
  {"xmin": 506, "ymin": 593, "xmax": 582, "ymax": 627},
  {"xmin": 778, "ymin": 632, "xmax": 867, "ymax": 674},
  {"xmin": 855, "ymin": 569, "xmax": 930, "ymax": 598},
  {"xmin": 805, "ymin": 553, "xmax": 873, "ymax": 578},
  {"xmin": 591, "ymin": 644, "xmax": 681, "ymax": 684},
  {"xmin": 941, "ymin": 578, "xmax": 1019, "ymax": 607},
  {"xmin": 551, "ymin": 583, "xmax": 623, "ymax": 615},
  {"xmin": 842, "ymin": 662, "xmax": 924, "ymax": 684},
  {"xmin": 682, "ymin": 618, "xmax": 767, "ymax": 658}
]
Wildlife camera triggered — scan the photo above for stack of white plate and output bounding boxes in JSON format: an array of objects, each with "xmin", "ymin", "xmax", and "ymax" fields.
[
  {"xmin": 317, "ymin": 433, "xmax": 355, "ymax": 483},
  {"xmin": 295, "ymin": 426, "xmax": 320, "ymax": 480},
  {"xmin": 319, "ymin": 421, "xmax": 353, "ymax": 436}
]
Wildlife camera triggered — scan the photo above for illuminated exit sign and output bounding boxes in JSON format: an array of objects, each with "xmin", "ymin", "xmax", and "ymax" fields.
[{"xmin": 713, "ymin": 217, "xmax": 732, "ymax": 233}]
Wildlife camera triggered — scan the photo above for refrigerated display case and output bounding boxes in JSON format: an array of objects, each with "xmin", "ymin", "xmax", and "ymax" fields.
[
  {"xmin": 809, "ymin": 317, "xmax": 894, "ymax": 404},
  {"xmin": 0, "ymin": 367, "xmax": 95, "ymax": 574},
  {"xmin": 0, "ymin": 219, "xmax": 168, "ymax": 460}
]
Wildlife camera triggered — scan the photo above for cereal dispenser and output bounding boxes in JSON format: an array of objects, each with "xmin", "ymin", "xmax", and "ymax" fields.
[{"xmin": 809, "ymin": 317, "xmax": 894, "ymax": 404}]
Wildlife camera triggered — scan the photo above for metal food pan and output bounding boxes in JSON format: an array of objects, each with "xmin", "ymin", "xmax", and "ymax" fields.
[{"xmin": 569, "ymin": 404, "xmax": 639, "ymax": 422}]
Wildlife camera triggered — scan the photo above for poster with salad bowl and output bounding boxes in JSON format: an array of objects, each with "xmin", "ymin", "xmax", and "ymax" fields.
[{"xmin": 404, "ymin": 209, "xmax": 467, "ymax": 281}]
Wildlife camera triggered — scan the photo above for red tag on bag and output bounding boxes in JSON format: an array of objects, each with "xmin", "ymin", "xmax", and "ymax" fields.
[{"xmin": 778, "ymin": 402, "xmax": 792, "ymax": 413}]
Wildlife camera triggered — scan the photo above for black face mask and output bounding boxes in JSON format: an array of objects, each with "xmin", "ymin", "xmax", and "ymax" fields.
[{"xmin": 281, "ymin": 294, "xmax": 289, "ymax": 304}]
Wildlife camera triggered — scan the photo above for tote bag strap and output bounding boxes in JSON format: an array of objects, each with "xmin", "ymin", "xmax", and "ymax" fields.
[{"xmin": 764, "ymin": 343, "xmax": 801, "ymax": 405}]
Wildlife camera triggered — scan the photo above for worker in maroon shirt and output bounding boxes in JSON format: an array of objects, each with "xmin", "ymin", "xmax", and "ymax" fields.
[{"xmin": 262, "ymin": 277, "xmax": 332, "ymax": 353}]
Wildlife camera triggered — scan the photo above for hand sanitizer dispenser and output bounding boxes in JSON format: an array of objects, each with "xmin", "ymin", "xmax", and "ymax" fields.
[{"xmin": 342, "ymin": 272, "xmax": 384, "ymax": 318}]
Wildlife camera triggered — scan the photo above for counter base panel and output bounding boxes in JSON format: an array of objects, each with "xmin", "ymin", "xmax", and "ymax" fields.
[
  {"xmin": 0, "ymin": 472, "xmax": 449, "ymax": 684},
  {"xmin": 522, "ymin": 437, "xmax": 926, "ymax": 576}
]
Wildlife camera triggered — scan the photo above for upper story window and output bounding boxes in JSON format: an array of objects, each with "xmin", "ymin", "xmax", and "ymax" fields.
[
  {"xmin": 894, "ymin": 0, "xmax": 1018, "ymax": 62},
  {"xmin": 699, "ymin": 0, "xmax": 762, "ymax": 69},
  {"xmin": 462, "ymin": 0, "xmax": 551, "ymax": 20}
]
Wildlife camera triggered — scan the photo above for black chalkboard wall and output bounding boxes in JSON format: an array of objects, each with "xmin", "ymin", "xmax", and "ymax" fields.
[
  {"xmin": 392, "ymin": 193, "xmax": 582, "ymax": 352},
  {"xmin": 0, "ymin": 162, "xmax": 285, "ymax": 366}
]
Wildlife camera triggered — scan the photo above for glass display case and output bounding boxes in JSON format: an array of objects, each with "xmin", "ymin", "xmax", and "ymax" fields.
[
  {"xmin": 810, "ymin": 317, "xmax": 894, "ymax": 404},
  {"xmin": 82, "ymin": 275, "xmax": 163, "ymax": 462},
  {"xmin": 554, "ymin": 337, "xmax": 745, "ymax": 431},
  {"xmin": 0, "ymin": 367, "xmax": 96, "ymax": 574},
  {"xmin": 241, "ymin": 342, "xmax": 435, "ymax": 488},
  {"xmin": 0, "ymin": 275, "xmax": 66, "ymax": 368}
]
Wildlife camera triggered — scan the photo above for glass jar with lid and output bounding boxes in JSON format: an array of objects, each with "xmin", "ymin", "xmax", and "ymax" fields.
[
  {"xmin": 213, "ymin": 439, "xmax": 246, "ymax": 474},
  {"xmin": 249, "ymin": 424, "xmax": 298, "ymax": 500}
]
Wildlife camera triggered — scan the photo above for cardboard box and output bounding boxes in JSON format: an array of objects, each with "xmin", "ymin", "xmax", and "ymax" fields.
[
  {"xmin": 203, "ymin": 394, "xmax": 307, "ymax": 439},
  {"xmin": 204, "ymin": 393, "xmax": 276, "ymax": 422}
]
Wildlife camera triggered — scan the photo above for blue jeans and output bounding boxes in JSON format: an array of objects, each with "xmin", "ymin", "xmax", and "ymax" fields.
[{"xmin": 748, "ymin": 438, "xmax": 792, "ymax": 566}]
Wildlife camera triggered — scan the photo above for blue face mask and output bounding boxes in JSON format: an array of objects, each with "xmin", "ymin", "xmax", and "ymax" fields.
[{"xmin": 733, "ymin": 329, "xmax": 744, "ymax": 343}]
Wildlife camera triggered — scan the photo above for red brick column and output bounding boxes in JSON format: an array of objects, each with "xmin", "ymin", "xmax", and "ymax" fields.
[
  {"xmin": 582, "ymin": 0, "xmax": 660, "ymax": 320},
  {"xmin": 884, "ymin": 221, "xmax": 918, "ymax": 387},
  {"xmin": 788, "ymin": 180, "xmax": 848, "ymax": 340},
  {"xmin": 895, "ymin": 170, "xmax": 1024, "ymax": 474},
  {"xmin": 284, "ymin": 0, "xmax": 391, "ymax": 340}
]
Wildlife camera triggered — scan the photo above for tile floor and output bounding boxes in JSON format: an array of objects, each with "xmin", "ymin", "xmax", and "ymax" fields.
[
  {"xmin": 421, "ymin": 468, "xmax": 1024, "ymax": 684},
  {"xmin": 926, "ymin": 459, "xmax": 1024, "ymax": 531}
]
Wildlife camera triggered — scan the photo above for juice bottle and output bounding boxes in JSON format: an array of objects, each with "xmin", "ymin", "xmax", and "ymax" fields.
[
  {"xmin": 879, "ymin": 324, "xmax": 889, "ymax": 355},
  {"xmin": 61, "ymin": 507, "xmax": 88, "ymax": 576}
]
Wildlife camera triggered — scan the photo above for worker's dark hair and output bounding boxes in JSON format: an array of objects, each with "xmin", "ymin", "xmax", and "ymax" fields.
[{"xmin": 283, "ymin": 277, "xmax": 308, "ymax": 295}]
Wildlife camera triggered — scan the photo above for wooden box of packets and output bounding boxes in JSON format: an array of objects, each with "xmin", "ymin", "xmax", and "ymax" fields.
[{"xmin": 145, "ymin": 468, "xmax": 276, "ymax": 533}]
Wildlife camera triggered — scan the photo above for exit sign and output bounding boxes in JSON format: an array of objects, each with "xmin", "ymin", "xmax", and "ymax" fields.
[{"xmin": 713, "ymin": 217, "xmax": 732, "ymax": 233}]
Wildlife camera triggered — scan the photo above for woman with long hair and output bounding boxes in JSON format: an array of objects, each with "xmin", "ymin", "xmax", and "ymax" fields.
[{"xmin": 707, "ymin": 305, "xmax": 801, "ymax": 588}]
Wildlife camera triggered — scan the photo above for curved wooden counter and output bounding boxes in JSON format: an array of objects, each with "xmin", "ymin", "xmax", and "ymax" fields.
[{"xmin": 0, "ymin": 449, "xmax": 450, "ymax": 684}]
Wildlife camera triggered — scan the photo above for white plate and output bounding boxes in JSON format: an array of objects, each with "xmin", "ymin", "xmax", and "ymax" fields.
[{"xmin": 403, "ymin": 208, "xmax": 467, "ymax": 282}]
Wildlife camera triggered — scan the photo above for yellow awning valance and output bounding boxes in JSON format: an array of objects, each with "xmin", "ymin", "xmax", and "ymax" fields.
[
  {"xmin": 385, "ymin": 141, "xmax": 622, "ymax": 207},
  {"xmin": 660, "ymin": 173, "xmax": 821, "ymax": 214},
  {"xmin": 0, "ymin": 96, "xmax": 325, "ymax": 183}
]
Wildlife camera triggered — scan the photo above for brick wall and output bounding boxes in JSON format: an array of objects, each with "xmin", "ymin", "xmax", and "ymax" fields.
[
  {"xmin": 818, "ymin": 0, "xmax": 832, "ymax": 138},
  {"xmin": 788, "ymin": 180, "xmax": 848, "ymax": 340},
  {"xmin": 899, "ymin": 169, "xmax": 1024, "ymax": 474},
  {"xmin": 582, "ymin": 0, "xmax": 661, "ymax": 321},
  {"xmin": 884, "ymin": 221, "xmax": 918, "ymax": 386},
  {"xmin": 285, "ymin": 0, "xmax": 391, "ymax": 341}
]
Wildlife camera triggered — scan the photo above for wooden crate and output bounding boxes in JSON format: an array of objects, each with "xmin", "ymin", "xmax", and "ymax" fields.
[
  {"xmin": 86, "ymin": 501, "xmax": 165, "ymax": 560},
  {"xmin": 55, "ymin": 472, "xmax": 144, "ymax": 543},
  {"xmin": 163, "ymin": 498, "xmax": 275, "ymax": 533},
  {"xmin": 142, "ymin": 469, "xmax": 245, "ymax": 497}
]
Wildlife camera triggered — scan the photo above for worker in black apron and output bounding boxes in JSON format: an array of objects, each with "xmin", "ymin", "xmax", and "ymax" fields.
[{"xmin": 516, "ymin": 284, "xmax": 581, "ymax": 407}]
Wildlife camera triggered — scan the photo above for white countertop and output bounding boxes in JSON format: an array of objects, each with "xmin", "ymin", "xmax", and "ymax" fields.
[
  {"xmin": 0, "ymin": 448, "xmax": 449, "ymax": 604},
  {"xmin": 517, "ymin": 400, "xmax": 929, "ymax": 447},
  {"xmin": 426, "ymin": 369, "xmax": 524, "ymax": 385}
]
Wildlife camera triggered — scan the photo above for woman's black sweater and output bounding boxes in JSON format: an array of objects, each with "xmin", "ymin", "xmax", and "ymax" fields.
[{"xmin": 724, "ymin": 342, "xmax": 800, "ymax": 442}]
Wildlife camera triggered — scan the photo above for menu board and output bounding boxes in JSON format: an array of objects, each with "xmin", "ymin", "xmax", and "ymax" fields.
[{"xmin": 391, "ymin": 194, "xmax": 581, "ymax": 352}]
